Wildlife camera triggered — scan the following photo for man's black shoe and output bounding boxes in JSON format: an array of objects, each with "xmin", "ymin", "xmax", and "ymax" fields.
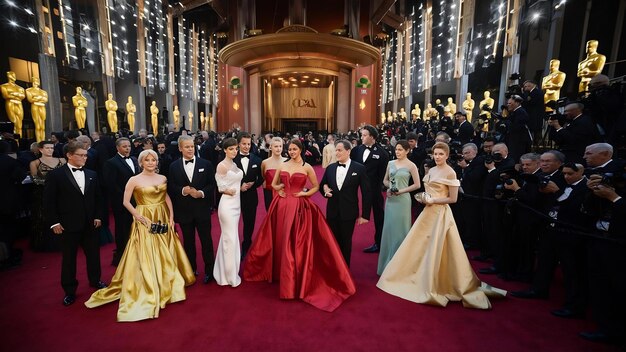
[
  {"xmin": 90, "ymin": 281, "xmax": 108, "ymax": 289},
  {"xmin": 63, "ymin": 294, "xmax": 76, "ymax": 306}
]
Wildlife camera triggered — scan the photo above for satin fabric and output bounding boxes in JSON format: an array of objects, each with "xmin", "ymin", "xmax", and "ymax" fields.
[
  {"xmin": 243, "ymin": 172, "xmax": 356, "ymax": 312},
  {"xmin": 85, "ymin": 184, "xmax": 195, "ymax": 321},
  {"xmin": 264, "ymin": 169, "xmax": 277, "ymax": 190},
  {"xmin": 377, "ymin": 176, "xmax": 505, "ymax": 309},
  {"xmin": 214, "ymin": 168, "xmax": 243, "ymax": 287}
]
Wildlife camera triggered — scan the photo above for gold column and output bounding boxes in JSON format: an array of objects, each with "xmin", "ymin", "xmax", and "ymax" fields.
[{"xmin": 136, "ymin": 0, "xmax": 146, "ymax": 87}]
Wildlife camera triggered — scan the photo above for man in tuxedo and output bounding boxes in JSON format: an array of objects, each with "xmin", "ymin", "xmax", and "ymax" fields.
[
  {"xmin": 168, "ymin": 135, "xmax": 216, "ymax": 284},
  {"xmin": 103, "ymin": 137, "xmax": 139, "ymax": 265},
  {"xmin": 454, "ymin": 111, "xmax": 475, "ymax": 145},
  {"xmin": 522, "ymin": 80, "xmax": 545, "ymax": 144},
  {"xmin": 549, "ymin": 102, "xmax": 601, "ymax": 164},
  {"xmin": 234, "ymin": 132, "xmax": 263, "ymax": 258},
  {"xmin": 505, "ymin": 95, "xmax": 532, "ymax": 163},
  {"xmin": 0, "ymin": 140, "xmax": 26, "ymax": 269},
  {"xmin": 350, "ymin": 125, "xmax": 388, "ymax": 253},
  {"xmin": 457, "ymin": 143, "xmax": 486, "ymax": 249},
  {"xmin": 43, "ymin": 141, "xmax": 106, "ymax": 306},
  {"xmin": 320, "ymin": 140, "xmax": 371, "ymax": 266}
]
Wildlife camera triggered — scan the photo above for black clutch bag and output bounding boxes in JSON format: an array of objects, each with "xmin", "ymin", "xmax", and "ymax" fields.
[{"xmin": 149, "ymin": 221, "xmax": 168, "ymax": 234}]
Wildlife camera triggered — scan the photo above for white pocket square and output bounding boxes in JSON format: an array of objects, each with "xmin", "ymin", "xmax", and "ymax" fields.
[
  {"xmin": 351, "ymin": 172, "xmax": 357, "ymax": 176},
  {"xmin": 252, "ymin": 164, "xmax": 258, "ymax": 168},
  {"xmin": 199, "ymin": 168, "xmax": 205, "ymax": 172},
  {"xmin": 372, "ymin": 154, "xmax": 380, "ymax": 159}
]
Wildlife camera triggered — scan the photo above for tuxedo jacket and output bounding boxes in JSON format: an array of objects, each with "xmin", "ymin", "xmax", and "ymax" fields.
[
  {"xmin": 168, "ymin": 157, "xmax": 215, "ymax": 223},
  {"xmin": 234, "ymin": 153, "xmax": 263, "ymax": 202},
  {"xmin": 319, "ymin": 161, "xmax": 372, "ymax": 221},
  {"xmin": 523, "ymin": 87, "xmax": 545, "ymax": 131},
  {"xmin": 103, "ymin": 154, "xmax": 140, "ymax": 204},
  {"xmin": 555, "ymin": 178, "xmax": 594, "ymax": 229},
  {"xmin": 549, "ymin": 114, "xmax": 601, "ymax": 163},
  {"xmin": 43, "ymin": 165, "xmax": 103, "ymax": 232},
  {"xmin": 461, "ymin": 156, "xmax": 488, "ymax": 197},
  {"xmin": 0, "ymin": 154, "xmax": 27, "ymax": 215},
  {"xmin": 506, "ymin": 107, "xmax": 532, "ymax": 143},
  {"xmin": 350, "ymin": 143, "xmax": 389, "ymax": 192},
  {"xmin": 457, "ymin": 120, "xmax": 475, "ymax": 145}
]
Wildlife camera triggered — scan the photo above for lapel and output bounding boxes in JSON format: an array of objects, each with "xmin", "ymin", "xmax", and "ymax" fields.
[
  {"xmin": 327, "ymin": 163, "xmax": 339, "ymax": 191},
  {"xmin": 63, "ymin": 165, "xmax": 83, "ymax": 195},
  {"xmin": 362, "ymin": 145, "xmax": 372, "ymax": 163},
  {"xmin": 117, "ymin": 154, "xmax": 135, "ymax": 174},
  {"xmin": 180, "ymin": 158, "xmax": 194, "ymax": 184}
]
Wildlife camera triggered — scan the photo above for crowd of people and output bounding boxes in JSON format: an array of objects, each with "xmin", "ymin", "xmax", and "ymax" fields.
[{"xmin": 0, "ymin": 73, "xmax": 624, "ymax": 346}]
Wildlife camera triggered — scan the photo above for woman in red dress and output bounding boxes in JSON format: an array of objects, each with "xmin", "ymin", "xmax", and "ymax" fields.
[
  {"xmin": 243, "ymin": 139, "xmax": 355, "ymax": 312},
  {"xmin": 260, "ymin": 137, "xmax": 288, "ymax": 210}
]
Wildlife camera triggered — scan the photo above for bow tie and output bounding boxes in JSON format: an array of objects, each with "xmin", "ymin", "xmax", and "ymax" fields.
[
  {"xmin": 72, "ymin": 167, "xmax": 83, "ymax": 172},
  {"xmin": 364, "ymin": 145, "xmax": 372, "ymax": 150},
  {"xmin": 240, "ymin": 154, "xmax": 249, "ymax": 159},
  {"xmin": 184, "ymin": 159, "xmax": 194, "ymax": 165},
  {"xmin": 122, "ymin": 156, "xmax": 130, "ymax": 160},
  {"xmin": 337, "ymin": 163, "xmax": 346, "ymax": 168}
]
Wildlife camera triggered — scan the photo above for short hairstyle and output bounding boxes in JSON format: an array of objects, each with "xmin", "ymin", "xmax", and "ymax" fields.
[
  {"xmin": 360, "ymin": 125, "xmax": 378, "ymax": 140},
  {"xmin": 586, "ymin": 142, "xmax": 613, "ymax": 156},
  {"xmin": 565, "ymin": 102, "xmax": 584, "ymax": 111},
  {"xmin": 270, "ymin": 136, "xmax": 283, "ymax": 145},
  {"xmin": 236, "ymin": 131, "xmax": 252, "ymax": 143},
  {"xmin": 138, "ymin": 149, "xmax": 158, "ymax": 165},
  {"xmin": 64, "ymin": 140, "xmax": 85, "ymax": 156},
  {"xmin": 37, "ymin": 140, "xmax": 54, "ymax": 148},
  {"xmin": 462, "ymin": 143, "xmax": 478, "ymax": 153},
  {"xmin": 395, "ymin": 139, "xmax": 410, "ymax": 151},
  {"xmin": 406, "ymin": 132, "xmax": 419, "ymax": 141},
  {"xmin": 523, "ymin": 80, "xmax": 537, "ymax": 86},
  {"xmin": 432, "ymin": 141, "xmax": 450, "ymax": 155},
  {"xmin": 75, "ymin": 135, "xmax": 91, "ymax": 147},
  {"xmin": 435, "ymin": 131, "xmax": 451, "ymax": 143},
  {"xmin": 509, "ymin": 95, "xmax": 524, "ymax": 103},
  {"xmin": 483, "ymin": 136, "xmax": 496, "ymax": 144},
  {"xmin": 520, "ymin": 152, "xmax": 540, "ymax": 162},
  {"xmin": 542, "ymin": 150, "xmax": 565, "ymax": 163},
  {"xmin": 222, "ymin": 137, "xmax": 238, "ymax": 149},
  {"xmin": 562, "ymin": 162, "xmax": 584, "ymax": 172},
  {"xmin": 116, "ymin": 137, "xmax": 130, "ymax": 146},
  {"xmin": 335, "ymin": 139, "xmax": 352, "ymax": 150},
  {"xmin": 178, "ymin": 135, "xmax": 194, "ymax": 145}
]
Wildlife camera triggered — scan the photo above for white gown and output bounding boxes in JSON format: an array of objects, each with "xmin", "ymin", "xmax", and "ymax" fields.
[{"xmin": 213, "ymin": 166, "xmax": 244, "ymax": 287}]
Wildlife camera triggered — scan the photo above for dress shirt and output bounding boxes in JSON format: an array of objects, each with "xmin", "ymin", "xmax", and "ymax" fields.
[
  {"xmin": 240, "ymin": 154, "xmax": 250, "ymax": 174},
  {"xmin": 68, "ymin": 163, "xmax": 85, "ymax": 194},
  {"xmin": 118, "ymin": 153, "xmax": 135, "ymax": 173},
  {"xmin": 557, "ymin": 177, "xmax": 584, "ymax": 202},
  {"xmin": 336, "ymin": 159, "xmax": 351, "ymax": 191},
  {"xmin": 183, "ymin": 156, "xmax": 195, "ymax": 182},
  {"xmin": 362, "ymin": 145, "xmax": 371, "ymax": 163}
]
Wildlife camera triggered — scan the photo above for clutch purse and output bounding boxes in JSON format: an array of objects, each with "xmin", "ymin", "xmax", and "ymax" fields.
[
  {"xmin": 414, "ymin": 192, "xmax": 432, "ymax": 204},
  {"xmin": 149, "ymin": 221, "xmax": 168, "ymax": 234}
]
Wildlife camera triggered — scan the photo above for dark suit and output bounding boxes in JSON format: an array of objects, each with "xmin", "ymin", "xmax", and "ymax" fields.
[
  {"xmin": 168, "ymin": 157, "xmax": 215, "ymax": 275},
  {"xmin": 505, "ymin": 107, "xmax": 532, "ymax": 162},
  {"xmin": 319, "ymin": 161, "xmax": 372, "ymax": 265},
  {"xmin": 43, "ymin": 165, "xmax": 103, "ymax": 295},
  {"xmin": 456, "ymin": 120, "xmax": 475, "ymax": 145},
  {"xmin": 522, "ymin": 86, "xmax": 545, "ymax": 136},
  {"xmin": 549, "ymin": 114, "xmax": 601, "ymax": 164},
  {"xmin": 234, "ymin": 153, "xmax": 263, "ymax": 256},
  {"xmin": 103, "ymin": 154, "xmax": 139, "ymax": 264},
  {"xmin": 0, "ymin": 154, "xmax": 26, "ymax": 261},
  {"xmin": 459, "ymin": 156, "xmax": 487, "ymax": 247},
  {"xmin": 350, "ymin": 143, "xmax": 389, "ymax": 246}
]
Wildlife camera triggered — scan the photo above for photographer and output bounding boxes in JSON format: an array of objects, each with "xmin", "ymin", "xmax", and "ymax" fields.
[
  {"xmin": 548, "ymin": 102, "xmax": 601, "ymax": 164},
  {"xmin": 453, "ymin": 111, "xmax": 474, "ymax": 145},
  {"xmin": 476, "ymin": 143, "xmax": 515, "ymax": 268},
  {"xmin": 582, "ymin": 74, "xmax": 624, "ymax": 144},
  {"xmin": 522, "ymin": 80, "xmax": 545, "ymax": 144},
  {"xmin": 505, "ymin": 95, "xmax": 532, "ymax": 164},
  {"xmin": 501, "ymin": 153, "xmax": 541, "ymax": 281},
  {"xmin": 580, "ymin": 173, "xmax": 626, "ymax": 346}
]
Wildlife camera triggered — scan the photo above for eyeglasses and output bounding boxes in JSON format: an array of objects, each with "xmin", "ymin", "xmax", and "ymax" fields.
[{"xmin": 72, "ymin": 153, "xmax": 88, "ymax": 158}]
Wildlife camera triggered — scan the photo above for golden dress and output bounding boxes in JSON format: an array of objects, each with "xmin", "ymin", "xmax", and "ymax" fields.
[
  {"xmin": 85, "ymin": 184, "xmax": 195, "ymax": 321},
  {"xmin": 377, "ymin": 175, "xmax": 504, "ymax": 309}
]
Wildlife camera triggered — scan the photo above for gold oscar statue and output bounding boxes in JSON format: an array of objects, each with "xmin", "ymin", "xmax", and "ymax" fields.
[
  {"xmin": 72, "ymin": 87, "xmax": 87, "ymax": 129},
  {"xmin": 200, "ymin": 112, "xmax": 206, "ymax": 130},
  {"xmin": 0, "ymin": 71, "xmax": 25, "ymax": 135},
  {"xmin": 543, "ymin": 59, "xmax": 566, "ymax": 112},
  {"xmin": 386, "ymin": 111, "xmax": 393, "ymax": 123},
  {"xmin": 380, "ymin": 112, "xmax": 386, "ymax": 124},
  {"xmin": 188, "ymin": 110, "xmax": 194, "ymax": 131},
  {"xmin": 577, "ymin": 40, "xmax": 606, "ymax": 93},
  {"xmin": 25, "ymin": 77, "xmax": 48, "ymax": 141},
  {"xmin": 173, "ymin": 105, "xmax": 180, "ymax": 131},
  {"xmin": 446, "ymin": 97, "xmax": 456, "ymax": 114},
  {"xmin": 398, "ymin": 108, "xmax": 407, "ymax": 120},
  {"xmin": 126, "ymin": 96, "xmax": 136, "ymax": 133},
  {"xmin": 411, "ymin": 104, "xmax": 421, "ymax": 121},
  {"xmin": 462, "ymin": 93, "xmax": 475, "ymax": 122},
  {"xmin": 478, "ymin": 91, "xmax": 495, "ymax": 131},
  {"xmin": 150, "ymin": 101, "xmax": 159, "ymax": 136},
  {"xmin": 208, "ymin": 113, "xmax": 215, "ymax": 132},
  {"xmin": 105, "ymin": 93, "xmax": 118, "ymax": 133},
  {"xmin": 423, "ymin": 103, "xmax": 438, "ymax": 120}
]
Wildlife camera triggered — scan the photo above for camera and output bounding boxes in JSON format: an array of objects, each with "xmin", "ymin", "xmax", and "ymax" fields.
[
  {"xmin": 539, "ymin": 175, "xmax": 551, "ymax": 189},
  {"xmin": 596, "ymin": 172, "xmax": 626, "ymax": 188},
  {"xmin": 484, "ymin": 152, "xmax": 503, "ymax": 164},
  {"xmin": 149, "ymin": 221, "xmax": 168, "ymax": 234}
]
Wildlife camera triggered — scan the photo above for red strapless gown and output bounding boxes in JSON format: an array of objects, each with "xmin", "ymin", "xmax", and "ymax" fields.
[
  {"xmin": 243, "ymin": 171, "xmax": 356, "ymax": 312},
  {"xmin": 264, "ymin": 169, "xmax": 277, "ymax": 190}
]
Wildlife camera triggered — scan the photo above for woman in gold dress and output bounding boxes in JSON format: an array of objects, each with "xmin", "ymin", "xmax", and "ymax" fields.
[
  {"xmin": 85, "ymin": 149, "xmax": 195, "ymax": 321},
  {"xmin": 377, "ymin": 142, "xmax": 504, "ymax": 309}
]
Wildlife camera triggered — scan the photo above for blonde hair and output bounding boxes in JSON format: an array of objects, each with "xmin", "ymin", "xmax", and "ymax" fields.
[{"xmin": 138, "ymin": 149, "xmax": 158, "ymax": 166}]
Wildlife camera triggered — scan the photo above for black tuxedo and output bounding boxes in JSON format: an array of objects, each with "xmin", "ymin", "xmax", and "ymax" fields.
[
  {"xmin": 168, "ymin": 157, "xmax": 215, "ymax": 275},
  {"xmin": 549, "ymin": 114, "xmax": 601, "ymax": 164},
  {"xmin": 234, "ymin": 153, "xmax": 263, "ymax": 256},
  {"xmin": 103, "ymin": 154, "xmax": 139, "ymax": 264},
  {"xmin": 319, "ymin": 161, "xmax": 372, "ymax": 265},
  {"xmin": 459, "ymin": 156, "xmax": 487, "ymax": 247},
  {"xmin": 456, "ymin": 120, "xmax": 475, "ymax": 145},
  {"xmin": 523, "ymin": 87, "xmax": 545, "ymax": 134},
  {"xmin": 350, "ymin": 143, "xmax": 388, "ymax": 247},
  {"xmin": 0, "ymin": 154, "xmax": 26, "ymax": 260},
  {"xmin": 43, "ymin": 165, "xmax": 103, "ymax": 295},
  {"xmin": 505, "ymin": 107, "xmax": 532, "ymax": 162}
]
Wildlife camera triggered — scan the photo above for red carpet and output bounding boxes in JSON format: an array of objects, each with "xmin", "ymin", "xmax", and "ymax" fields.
[{"xmin": 0, "ymin": 166, "xmax": 615, "ymax": 351}]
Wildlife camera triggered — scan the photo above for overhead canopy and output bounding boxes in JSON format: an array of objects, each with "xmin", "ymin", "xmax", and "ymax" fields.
[{"xmin": 219, "ymin": 32, "xmax": 380, "ymax": 70}]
